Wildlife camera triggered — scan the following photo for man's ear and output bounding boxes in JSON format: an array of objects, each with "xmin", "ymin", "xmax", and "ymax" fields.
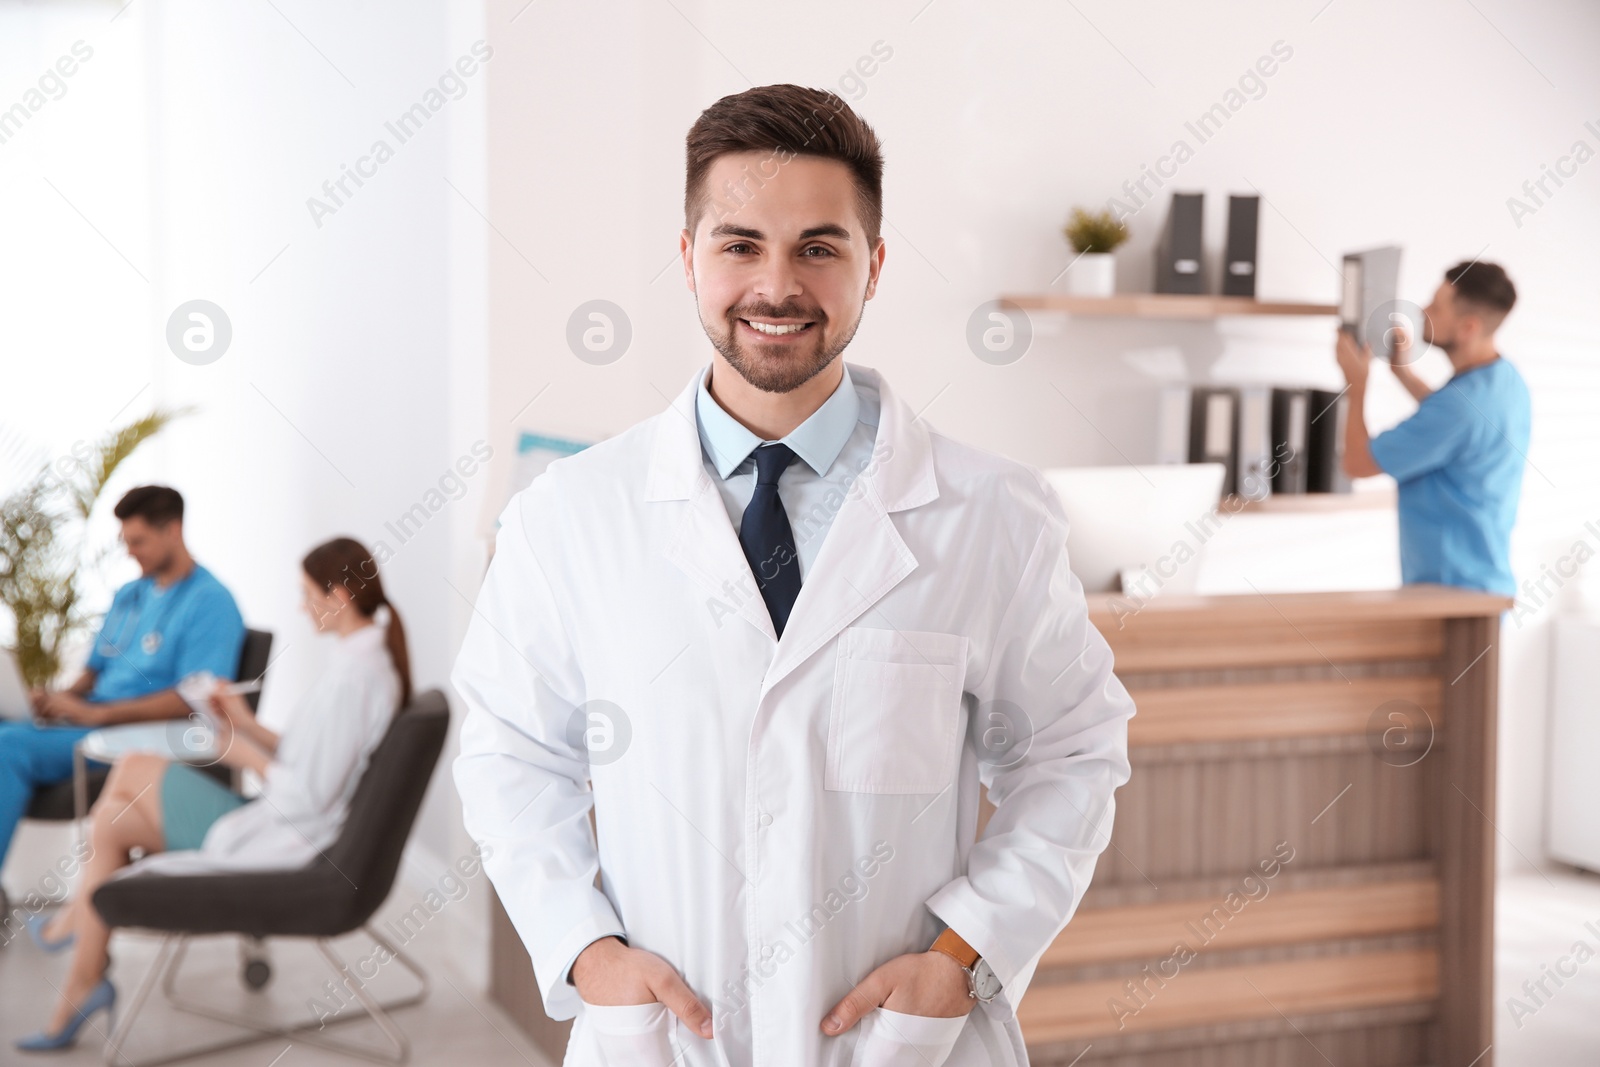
[
  {"xmin": 680, "ymin": 228, "xmax": 696, "ymax": 292},
  {"xmin": 864, "ymin": 237, "xmax": 886, "ymax": 301}
]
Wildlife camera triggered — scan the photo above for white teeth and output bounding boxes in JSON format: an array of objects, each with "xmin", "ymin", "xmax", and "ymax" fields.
[{"xmin": 745, "ymin": 320, "xmax": 810, "ymax": 335}]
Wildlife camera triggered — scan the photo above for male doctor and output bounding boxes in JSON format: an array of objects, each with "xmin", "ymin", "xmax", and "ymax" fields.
[
  {"xmin": 452, "ymin": 84, "xmax": 1135, "ymax": 1067},
  {"xmin": 1, "ymin": 485, "xmax": 245, "ymax": 891}
]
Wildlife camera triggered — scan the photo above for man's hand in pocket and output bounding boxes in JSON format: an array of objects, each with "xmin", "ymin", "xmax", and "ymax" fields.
[
  {"xmin": 821, "ymin": 950, "xmax": 973, "ymax": 1035},
  {"xmin": 571, "ymin": 936, "xmax": 714, "ymax": 1039}
]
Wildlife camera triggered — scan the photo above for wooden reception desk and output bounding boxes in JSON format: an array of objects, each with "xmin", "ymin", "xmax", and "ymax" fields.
[{"xmin": 1015, "ymin": 584, "xmax": 1509, "ymax": 1067}]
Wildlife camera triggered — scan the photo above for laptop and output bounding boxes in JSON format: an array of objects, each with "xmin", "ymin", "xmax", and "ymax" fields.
[{"xmin": 0, "ymin": 649, "xmax": 35, "ymax": 721}]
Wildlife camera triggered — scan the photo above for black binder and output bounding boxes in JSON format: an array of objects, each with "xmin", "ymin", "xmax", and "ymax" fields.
[
  {"xmin": 1222, "ymin": 195, "xmax": 1260, "ymax": 297},
  {"xmin": 1305, "ymin": 388, "xmax": 1352, "ymax": 493},
  {"xmin": 1269, "ymin": 388, "xmax": 1309, "ymax": 494},
  {"xmin": 1155, "ymin": 192, "xmax": 1204, "ymax": 295},
  {"xmin": 1187, "ymin": 386, "xmax": 1240, "ymax": 496}
]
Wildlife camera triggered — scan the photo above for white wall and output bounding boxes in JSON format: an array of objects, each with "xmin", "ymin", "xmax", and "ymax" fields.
[
  {"xmin": 479, "ymin": 0, "xmax": 1600, "ymax": 881},
  {"xmin": 1, "ymin": 0, "xmax": 492, "ymax": 963}
]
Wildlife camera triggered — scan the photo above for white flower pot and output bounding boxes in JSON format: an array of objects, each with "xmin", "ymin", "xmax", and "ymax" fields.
[{"xmin": 1066, "ymin": 251, "xmax": 1116, "ymax": 297}]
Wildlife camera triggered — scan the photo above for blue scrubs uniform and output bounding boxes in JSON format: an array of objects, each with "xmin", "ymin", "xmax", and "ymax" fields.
[
  {"xmin": 0, "ymin": 563, "xmax": 245, "ymax": 867},
  {"xmin": 1369, "ymin": 357, "xmax": 1531, "ymax": 596}
]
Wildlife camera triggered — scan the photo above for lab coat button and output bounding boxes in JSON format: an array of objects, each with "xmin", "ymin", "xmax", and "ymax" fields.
[
  {"xmin": 758, "ymin": 812, "xmax": 773, "ymax": 826},
  {"xmin": 761, "ymin": 944, "xmax": 775, "ymax": 960}
]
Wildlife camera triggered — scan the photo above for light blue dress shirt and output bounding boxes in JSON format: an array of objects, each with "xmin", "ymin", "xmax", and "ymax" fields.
[
  {"xmin": 695, "ymin": 361, "xmax": 880, "ymax": 581},
  {"xmin": 1369, "ymin": 357, "xmax": 1531, "ymax": 596}
]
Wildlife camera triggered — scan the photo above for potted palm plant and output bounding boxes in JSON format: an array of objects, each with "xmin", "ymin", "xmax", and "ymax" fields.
[
  {"xmin": 0, "ymin": 409, "xmax": 184, "ymax": 688},
  {"xmin": 1063, "ymin": 207, "xmax": 1130, "ymax": 297}
]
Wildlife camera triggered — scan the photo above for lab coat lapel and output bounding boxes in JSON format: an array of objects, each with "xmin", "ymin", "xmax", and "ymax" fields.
[
  {"xmin": 647, "ymin": 370, "xmax": 779, "ymax": 642},
  {"xmin": 643, "ymin": 363, "xmax": 941, "ymax": 668},
  {"xmin": 761, "ymin": 364, "xmax": 940, "ymax": 694}
]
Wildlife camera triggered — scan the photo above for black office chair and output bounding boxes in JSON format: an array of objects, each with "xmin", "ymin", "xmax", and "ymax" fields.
[
  {"xmin": 24, "ymin": 628, "xmax": 273, "ymax": 821},
  {"xmin": 91, "ymin": 689, "xmax": 449, "ymax": 1067}
]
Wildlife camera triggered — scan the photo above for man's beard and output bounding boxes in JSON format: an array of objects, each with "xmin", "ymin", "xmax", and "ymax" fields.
[
  {"xmin": 1422, "ymin": 317, "xmax": 1453, "ymax": 355},
  {"xmin": 701, "ymin": 297, "xmax": 865, "ymax": 394}
]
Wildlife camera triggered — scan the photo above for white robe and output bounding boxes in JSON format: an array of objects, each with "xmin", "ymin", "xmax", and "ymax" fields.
[
  {"xmin": 451, "ymin": 363, "xmax": 1136, "ymax": 1067},
  {"xmin": 111, "ymin": 622, "xmax": 400, "ymax": 880}
]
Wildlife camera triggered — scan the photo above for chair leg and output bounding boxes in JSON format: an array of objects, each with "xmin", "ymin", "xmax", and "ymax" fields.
[
  {"xmin": 103, "ymin": 934, "xmax": 185, "ymax": 1067},
  {"xmin": 308, "ymin": 927, "xmax": 423, "ymax": 1063},
  {"xmin": 102, "ymin": 926, "xmax": 429, "ymax": 1067},
  {"xmin": 73, "ymin": 744, "xmax": 88, "ymax": 850}
]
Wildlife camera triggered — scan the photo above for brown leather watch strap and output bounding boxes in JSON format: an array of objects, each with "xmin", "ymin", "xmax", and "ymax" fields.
[{"xmin": 929, "ymin": 927, "xmax": 980, "ymax": 969}]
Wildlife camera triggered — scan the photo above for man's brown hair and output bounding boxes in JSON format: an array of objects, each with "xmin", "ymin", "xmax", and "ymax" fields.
[
  {"xmin": 113, "ymin": 485, "xmax": 183, "ymax": 527},
  {"xmin": 1445, "ymin": 260, "xmax": 1517, "ymax": 332},
  {"xmin": 684, "ymin": 84, "xmax": 884, "ymax": 246}
]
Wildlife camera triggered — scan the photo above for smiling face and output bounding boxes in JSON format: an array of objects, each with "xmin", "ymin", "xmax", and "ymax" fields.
[
  {"xmin": 682, "ymin": 151, "xmax": 885, "ymax": 394},
  {"xmin": 118, "ymin": 516, "xmax": 182, "ymax": 576}
]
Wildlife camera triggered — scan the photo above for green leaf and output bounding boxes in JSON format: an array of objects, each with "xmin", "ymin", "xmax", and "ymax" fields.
[
  {"xmin": 1064, "ymin": 207, "xmax": 1131, "ymax": 255},
  {"xmin": 0, "ymin": 408, "xmax": 186, "ymax": 688}
]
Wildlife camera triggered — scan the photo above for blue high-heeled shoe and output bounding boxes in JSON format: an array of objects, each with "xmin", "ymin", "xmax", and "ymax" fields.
[
  {"xmin": 23, "ymin": 913, "xmax": 74, "ymax": 954},
  {"xmin": 14, "ymin": 978, "xmax": 116, "ymax": 1052}
]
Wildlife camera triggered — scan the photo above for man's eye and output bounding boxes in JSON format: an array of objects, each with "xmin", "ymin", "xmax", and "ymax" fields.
[{"xmin": 724, "ymin": 243, "xmax": 834, "ymax": 257}]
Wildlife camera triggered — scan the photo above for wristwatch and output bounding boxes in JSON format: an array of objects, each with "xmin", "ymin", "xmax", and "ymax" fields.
[{"xmin": 929, "ymin": 928, "xmax": 1002, "ymax": 1003}]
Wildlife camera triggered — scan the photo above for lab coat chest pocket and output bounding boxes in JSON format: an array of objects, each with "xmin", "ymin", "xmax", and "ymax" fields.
[{"xmin": 826, "ymin": 627, "xmax": 968, "ymax": 794}]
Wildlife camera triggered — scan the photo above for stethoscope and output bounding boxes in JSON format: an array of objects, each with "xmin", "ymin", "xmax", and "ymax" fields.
[{"xmin": 98, "ymin": 572, "xmax": 197, "ymax": 659}]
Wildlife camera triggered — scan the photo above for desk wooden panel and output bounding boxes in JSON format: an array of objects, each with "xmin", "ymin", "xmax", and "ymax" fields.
[
  {"xmin": 1020, "ymin": 948, "xmax": 1440, "ymax": 1043},
  {"xmin": 1012, "ymin": 585, "xmax": 1508, "ymax": 1067}
]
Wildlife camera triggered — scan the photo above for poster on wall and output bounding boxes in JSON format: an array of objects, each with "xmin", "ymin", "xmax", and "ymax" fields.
[
  {"xmin": 514, "ymin": 431, "xmax": 592, "ymax": 496},
  {"xmin": 477, "ymin": 430, "xmax": 595, "ymax": 547}
]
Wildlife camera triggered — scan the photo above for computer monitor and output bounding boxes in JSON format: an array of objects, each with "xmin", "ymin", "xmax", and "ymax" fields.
[{"xmin": 1042, "ymin": 463, "xmax": 1228, "ymax": 595}]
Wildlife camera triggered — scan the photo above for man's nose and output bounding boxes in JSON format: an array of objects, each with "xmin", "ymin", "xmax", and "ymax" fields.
[{"xmin": 751, "ymin": 260, "xmax": 803, "ymax": 305}]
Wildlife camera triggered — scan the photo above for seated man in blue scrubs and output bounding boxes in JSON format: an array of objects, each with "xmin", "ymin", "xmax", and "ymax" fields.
[
  {"xmin": 1335, "ymin": 260, "xmax": 1530, "ymax": 595},
  {"xmin": 0, "ymin": 484, "xmax": 246, "ymax": 876}
]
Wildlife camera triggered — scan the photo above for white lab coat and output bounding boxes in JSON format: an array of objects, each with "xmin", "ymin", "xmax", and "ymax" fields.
[
  {"xmin": 451, "ymin": 363, "xmax": 1134, "ymax": 1067},
  {"xmin": 112, "ymin": 622, "xmax": 401, "ymax": 880}
]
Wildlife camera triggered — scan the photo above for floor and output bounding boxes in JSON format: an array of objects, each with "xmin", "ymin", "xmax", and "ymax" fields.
[
  {"xmin": 0, "ymin": 869, "xmax": 1595, "ymax": 1065},
  {"xmin": 0, "ymin": 887, "xmax": 555, "ymax": 1067},
  {"xmin": 1493, "ymin": 866, "xmax": 1600, "ymax": 1064}
]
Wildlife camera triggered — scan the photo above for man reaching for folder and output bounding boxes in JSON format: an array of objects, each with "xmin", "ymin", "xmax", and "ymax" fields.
[{"xmin": 1334, "ymin": 260, "xmax": 1530, "ymax": 596}]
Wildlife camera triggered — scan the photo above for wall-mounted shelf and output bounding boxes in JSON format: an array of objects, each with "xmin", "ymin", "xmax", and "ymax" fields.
[{"xmin": 999, "ymin": 294, "xmax": 1339, "ymax": 319}]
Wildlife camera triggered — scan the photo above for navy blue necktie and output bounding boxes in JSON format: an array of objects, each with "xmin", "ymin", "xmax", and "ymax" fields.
[{"xmin": 739, "ymin": 443, "xmax": 802, "ymax": 638}]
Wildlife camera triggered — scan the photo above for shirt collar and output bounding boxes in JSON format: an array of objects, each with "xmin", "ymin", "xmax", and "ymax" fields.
[
  {"xmin": 695, "ymin": 362, "xmax": 861, "ymax": 480},
  {"xmin": 143, "ymin": 563, "xmax": 202, "ymax": 597}
]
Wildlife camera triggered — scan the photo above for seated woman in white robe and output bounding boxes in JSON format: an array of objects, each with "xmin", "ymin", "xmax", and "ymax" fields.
[{"xmin": 16, "ymin": 537, "xmax": 410, "ymax": 1053}]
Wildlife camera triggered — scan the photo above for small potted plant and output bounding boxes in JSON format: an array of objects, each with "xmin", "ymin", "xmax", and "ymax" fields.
[{"xmin": 1062, "ymin": 207, "xmax": 1129, "ymax": 297}]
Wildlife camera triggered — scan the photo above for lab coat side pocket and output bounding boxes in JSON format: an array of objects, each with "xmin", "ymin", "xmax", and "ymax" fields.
[
  {"xmin": 580, "ymin": 1001, "xmax": 677, "ymax": 1067},
  {"xmin": 827, "ymin": 628, "xmax": 968, "ymax": 794},
  {"xmin": 850, "ymin": 1007, "xmax": 968, "ymax": 1067}
]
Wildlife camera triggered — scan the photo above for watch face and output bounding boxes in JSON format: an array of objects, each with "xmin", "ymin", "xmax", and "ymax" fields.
[{"xmin": 971, "ymin": 959, "xmax": 1002, "ymax": 1002}]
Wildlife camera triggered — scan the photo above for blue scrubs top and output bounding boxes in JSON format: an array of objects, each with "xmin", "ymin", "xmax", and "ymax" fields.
[
  {"xmin": 1369, "ymin": 357, "xmax": 1531, "ymax": 596},
  {"xmin": 84, "ymin": 563, "xmax": 246, "ymax": 702}
]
